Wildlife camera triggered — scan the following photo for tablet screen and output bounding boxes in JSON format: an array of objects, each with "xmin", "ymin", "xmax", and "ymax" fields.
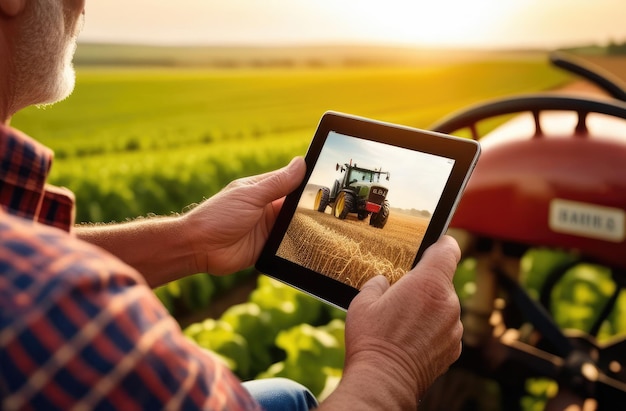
[{"xmin": 276, "ymin": 130, "xmax": 455, "ymax": 289}]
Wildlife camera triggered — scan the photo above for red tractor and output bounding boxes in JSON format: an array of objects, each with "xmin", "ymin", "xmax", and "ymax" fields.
[{"xmin": 422, "ymin": 52, "xmax": 626, "ymax": 411}]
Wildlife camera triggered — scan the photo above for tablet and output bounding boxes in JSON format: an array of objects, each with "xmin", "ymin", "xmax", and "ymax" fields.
[{"xmin": 256, "ymin": 111, "xmax": 480, "ymax": 310}]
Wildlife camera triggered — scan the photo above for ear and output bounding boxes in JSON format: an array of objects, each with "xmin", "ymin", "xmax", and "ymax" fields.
[{"xmin": 0, "ymin": 0, "xmax": 26, "ymax": 17}]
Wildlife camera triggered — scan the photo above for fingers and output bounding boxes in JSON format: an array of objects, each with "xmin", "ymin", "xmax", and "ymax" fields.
[
  {"xmin": 235, "ymin": 157, "xmax": 306, "ymax": 207},
  {"xmin": 408, "ymin": 235, "xmax": 460, "ymax": 282},
  {"xmin": 351, "ymin": 275, "xmax": 389, "ymax": 308},
  {"xmin": 385, "ymin": 235, "xmax": 461, "ymax": 319},
  {"xmin": 350, "ymin": 236, "xmax": 460, "ymax": 310}
]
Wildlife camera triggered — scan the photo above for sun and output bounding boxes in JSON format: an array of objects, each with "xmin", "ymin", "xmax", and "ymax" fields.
[{"xmin": 320, "ymin": 0, "xmax": 518, "ymax": 47}]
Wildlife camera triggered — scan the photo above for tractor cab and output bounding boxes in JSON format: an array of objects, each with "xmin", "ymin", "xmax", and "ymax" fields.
[
  {"xmin": 314, "ymin": 160, "xmax": 391, "ymax": 228},
  {"xmin": 423, "ymin": 52, "xmax": 626, "ymax": 410}
]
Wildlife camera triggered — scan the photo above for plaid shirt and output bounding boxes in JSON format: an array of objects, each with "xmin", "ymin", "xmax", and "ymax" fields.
[
  {"xmin": 0, "ymin": 125, "xmax": 260, "ymax": 410},
  {"xmin": 0, "ymin": 126, "xmax": 75, "ymax": 232}
]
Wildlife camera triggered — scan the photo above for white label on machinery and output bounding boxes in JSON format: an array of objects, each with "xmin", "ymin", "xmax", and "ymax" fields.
[{"xmin": 549, "ymin": 199, "xmax": 625, "ymax": 243}]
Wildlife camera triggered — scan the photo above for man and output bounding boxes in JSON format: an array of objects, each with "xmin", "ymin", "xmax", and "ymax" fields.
[{"xmin": 0, "ymin": 0, "xmax": 463, "ymax": 410}]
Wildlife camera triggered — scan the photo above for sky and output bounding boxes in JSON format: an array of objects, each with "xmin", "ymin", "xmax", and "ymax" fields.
[
  {"xmin": 81, "ymin": 0, "xmax": 626, "ymax": 49},
  {"xmin": 304, "ymin": 131, "xmax": 454, "ymax": 212}
]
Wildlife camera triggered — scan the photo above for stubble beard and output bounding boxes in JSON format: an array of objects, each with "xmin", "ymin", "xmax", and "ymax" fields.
[{"xmin": 12, "ymin": 0, "xmax": 82, "ymax": 111}]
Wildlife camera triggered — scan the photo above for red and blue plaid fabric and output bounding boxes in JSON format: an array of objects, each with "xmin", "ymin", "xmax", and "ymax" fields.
[
  {"xmin": 0, "ymin": 125, "xmax": 75, "ymax": 232},
  {"xmin": 0, "ymin": 126, "xmax": 260, "ymax": 410}
]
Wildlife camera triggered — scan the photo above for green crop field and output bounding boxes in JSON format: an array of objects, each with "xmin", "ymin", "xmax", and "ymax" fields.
[
  {"xmin": 13, "ymin": 49, "xmax": 621, "ymax": 408},
  {"xmin": 12, "ymin": 54, "xmax": 571, "ymax": 224}
]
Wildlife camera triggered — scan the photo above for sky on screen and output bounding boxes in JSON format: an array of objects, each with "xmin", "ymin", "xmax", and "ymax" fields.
[{"xmin": 307, "ymin": 132, "xmax": 454, "ymax": 212}]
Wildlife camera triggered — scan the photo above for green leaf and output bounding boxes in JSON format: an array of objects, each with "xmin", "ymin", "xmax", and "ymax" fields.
[
  {"xmin": 179, "ymin": 273, "xmax": 216, "ymax": 311},
  {"xmin": 186, "ymin": 319, "xmax": 251, "ymax": 378},
  {"xmin": 221, "ymin": 302, "xmax": 274, "ymax": 378}
]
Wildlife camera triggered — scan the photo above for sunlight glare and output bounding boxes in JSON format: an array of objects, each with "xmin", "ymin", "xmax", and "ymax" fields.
[
  {"xmin": 324, "ymin": 0, "xmax": 517, "ymax": 46},
  {"xmin": 81, "ymin": 0, "xmax": 626, "ymax": 48}
]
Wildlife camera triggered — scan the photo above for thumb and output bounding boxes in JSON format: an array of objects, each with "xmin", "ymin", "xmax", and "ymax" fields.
[
  {"xmin": 249, "ymin": 157, "xmax": 306, "ymax": 206},
  {"xmin": 349, "ymin": 275, "xmax": 389, "ymax": 309},
  {"xmin": 411, "ymin": 235, "xmax": 461, "ymax": 282},
  {"xmin": 277, "ymin": 156, "xmax": 307, "ymax": 193}
]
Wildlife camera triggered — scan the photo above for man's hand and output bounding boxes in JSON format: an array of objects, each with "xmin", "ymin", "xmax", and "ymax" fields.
[
  {"xmin": 182, "ymin": 156, "xmax": 306, "ymax": 276},
  {"xmin": 319, "ymin": 235, "xmax": 463, "ymax": 410}
]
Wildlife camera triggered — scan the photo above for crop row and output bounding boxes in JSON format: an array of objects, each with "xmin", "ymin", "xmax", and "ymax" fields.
[
  {"xmin": 13, "ymin": 59, "xmax": 571, "ymax": 158},
  {"xmin": 53, "ymin": 135, "xmax": 308, "ymax": 223}
]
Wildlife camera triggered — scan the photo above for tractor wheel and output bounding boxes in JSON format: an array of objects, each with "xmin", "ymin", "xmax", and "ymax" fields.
[
  {"xmin": 333, "ymin": 191, "xmax": 354, "ymax": 220},
  {"xmin": 370, "ymin": 200, "xmax": 390, "ymax": 228},
  {"xmin": 314, "ymin": 187, "xmax": 330, "ymax": 212},
  {"xmin": 357, "ymin": 211, "xmax": 368, "ymax": 220}
]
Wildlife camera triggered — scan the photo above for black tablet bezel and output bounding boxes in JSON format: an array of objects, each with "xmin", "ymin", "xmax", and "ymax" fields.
[{"xmin": 255, "ymin": 111, "xmax": 480, "ymax": 310}]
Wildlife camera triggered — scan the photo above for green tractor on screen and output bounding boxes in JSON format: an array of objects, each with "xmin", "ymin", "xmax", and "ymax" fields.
[{"xmin": 314, "ymin": 160, "xmax": 390, "ymax": 229}]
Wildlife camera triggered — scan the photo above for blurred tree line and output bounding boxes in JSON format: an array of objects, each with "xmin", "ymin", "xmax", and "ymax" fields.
[{"xmin": 607, "ymin": 40, "xmax": 626, "ymax": 55}]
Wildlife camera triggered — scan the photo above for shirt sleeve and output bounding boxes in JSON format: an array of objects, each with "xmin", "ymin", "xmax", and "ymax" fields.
[{"xmin": 0, "ymin": 211, "xmax": 261, "ymax": 411}]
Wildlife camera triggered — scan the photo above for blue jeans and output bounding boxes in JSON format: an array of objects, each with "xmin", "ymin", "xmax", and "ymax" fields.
[{"xmin": 242, "ymin": 378, "xmax": 318, "ymax": 411}]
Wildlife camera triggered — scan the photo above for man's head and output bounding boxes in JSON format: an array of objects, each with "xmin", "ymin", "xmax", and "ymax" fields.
[{"xmin": 0, "ymin": 0, "xmax": 84, "ymax": 122}]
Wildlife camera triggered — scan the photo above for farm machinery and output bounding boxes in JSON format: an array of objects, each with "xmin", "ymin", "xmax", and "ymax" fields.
[
  {"xmin": 420, "ymin": 52, "xmax": 626, "ymax": 411},
  {"xmin": 313, "ymin": 160, "xmax": 391, "ymax": 228}
]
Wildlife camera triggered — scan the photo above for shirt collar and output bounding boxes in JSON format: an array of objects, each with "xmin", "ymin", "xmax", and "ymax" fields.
[{"xmin": 0, "ymin": 124, "xmax": 75, "ymax": 232}]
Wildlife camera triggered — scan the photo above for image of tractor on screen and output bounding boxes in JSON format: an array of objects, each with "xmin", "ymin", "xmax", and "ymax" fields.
[{"xmin": 313, "ymin": 160, "xmax": 391, "ymax": 229}]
